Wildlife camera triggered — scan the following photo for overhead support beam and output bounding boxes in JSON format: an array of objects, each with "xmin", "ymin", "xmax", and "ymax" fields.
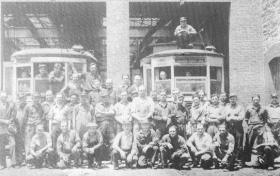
[
  {"xmin": 48, "ymin": 14, "xmax": 67, "ymax": 47},
  {"xmin": 14, "ymin": 12, "xmax": 48, "ymax": 48},
  {"xmin": 139, "ymin": 18, "xmax": 173, "ymax": 56}
]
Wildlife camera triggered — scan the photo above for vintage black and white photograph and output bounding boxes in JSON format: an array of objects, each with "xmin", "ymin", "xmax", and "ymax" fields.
[{"xmin": 0, "ymin": 0, "xmax": 280, "ymax": 176}]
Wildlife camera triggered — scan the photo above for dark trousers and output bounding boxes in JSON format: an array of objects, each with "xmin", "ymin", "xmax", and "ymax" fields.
[
  {"xmin": 0, "ymin": 134, "xmax": 8, "ymax": 167},
  {"xmin": 160, "ymin": 145, "xmax": 188, "ymax": 168},
  {"xmin": 257, "ymin": 146, "xmax": 277, "ymax": 168},
  {"xmin": 137, "ymin": 145, "xmax": 159, "ymax": 167},
  {"xmin": 176, "ymin": 33, "xmax": 195, "ymax": 49},
  {"xmin": 15, "ymin": 132, "xmax": 25, "ymax": 165},
  {"xmin": 26, "ymin": 150, "xmax": 57, "ymax": 168},
  {"xmin": 244, "ymin": 125, "xmax": 258, "ymax": 162},
  {"xmin": 97, "ymin": 120, "xmax": 116, "ymax": 146},
  {"xmin": 188, "ymin": 149, "xmax": 213, "ymax": 169},
  {"xmin": 84, "ymin": 146, "xmax": 103, "ymax": 167},
  {"xmin": 227, "ymin": 123, "xmax": 244, "ymax": 161},
  {"xmin": 214, "ymin": 148, "xmax": 235, "ymax": 170}
]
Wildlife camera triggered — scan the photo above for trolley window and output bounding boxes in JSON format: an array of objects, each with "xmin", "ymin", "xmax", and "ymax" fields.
[
  {"xmin": 210, "ymin": 66, "xmax": 222, "ymax": 94},
  {"xmin": 154, "ymin": 66, "xmax": 171, "ymax": 94},
  {"xmin": 16, "ymin": 66, "xmax": 31, "ymax": 94},
  {"xmin": 174, "ymin": 66, "xmax": 206, "ymax": 77}
]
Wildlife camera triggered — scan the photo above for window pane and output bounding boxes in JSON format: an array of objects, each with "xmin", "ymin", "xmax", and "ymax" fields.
[
  {"xmin": 174, "ymin": 66, "xmax": 206, "ymax": 77},
  {"xmin": 210, "ymin": 66, "xmax": 222, "ymax": 94}
]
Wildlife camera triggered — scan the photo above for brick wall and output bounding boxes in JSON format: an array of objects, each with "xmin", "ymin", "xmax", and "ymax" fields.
[{"xmin": 229, "ymin": 0, "xmax": 266, "ymax": 105}]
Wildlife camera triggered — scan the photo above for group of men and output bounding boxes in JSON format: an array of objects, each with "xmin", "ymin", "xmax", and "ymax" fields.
[{"xmin": 1, "ymin": 65, "xmax": 280, "ymax": 171}]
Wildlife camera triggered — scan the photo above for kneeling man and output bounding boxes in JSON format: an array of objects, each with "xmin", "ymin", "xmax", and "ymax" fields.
[
  {"xmin": 26, "ymin": 124, "xmax": 56, "ymax": 168},
  {"xmin": 112, "ymin": 121, "xmax": 136, "ymax": 169},
  {"xmin": 82, "ymin": 123, "xmax": 104, "ymax": 168},
  {"xmin": 160, "ymin": 125, "xmax": 190, "ymax": 169},
  {"xmin": 212, "ymin": 124, "xmax": 235, "ymax": 170},
  {"xmin": 187, "ymin": 123, "xmax": 213, "ymax": 169},
  {"xmin": 131, "ymin": 122, "xmax": 159, "ymax": 168},
  {"xmin": 57, "ymin": 121, "xmax": 81, "ymax": 168}
]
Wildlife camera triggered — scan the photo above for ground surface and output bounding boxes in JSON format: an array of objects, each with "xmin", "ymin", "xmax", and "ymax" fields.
[{"xmin": 1, "ymin": 165, "xmax": 280, "ymax": 176}]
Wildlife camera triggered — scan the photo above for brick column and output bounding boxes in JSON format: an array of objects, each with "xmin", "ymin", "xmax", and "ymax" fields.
[
  {"xmin": 0, "ymin": 2, "xmax": 2, "ymax": 90},
  {"xmin": 229, "ymin": 0, "xmax": 265, "ymax": 105},
  {"xmin": 106, "ymin": 0, "xmax": 129, "ymax": 86}
]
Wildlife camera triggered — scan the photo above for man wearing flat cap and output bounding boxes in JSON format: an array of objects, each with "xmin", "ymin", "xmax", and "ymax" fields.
[
  {"xmin": 174, "ymin": 17, "xmax": 197, "ymax": 49},
  {"xmin": 82, "ymin": 122, "xmax": 104, "ymax": 168},
  {"xmin": 224, "ymin": 93, "xmax": 245, "ymax": 165},
  {"xmin": 35, "ymin": 64, "xmax": 48, "ymax": 79},
  {"xmin": 266, "ymin": 93, "xmax": 280, "ymax": 144}
]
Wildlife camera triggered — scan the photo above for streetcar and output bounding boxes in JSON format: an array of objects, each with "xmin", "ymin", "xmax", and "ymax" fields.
[
  {"xmin": 141, "ymin": 43, "xmax": 224, "ymax": 100},
  {"xmin": 7, "ymin": 47, "xmax": 97, "ymax": 99}
]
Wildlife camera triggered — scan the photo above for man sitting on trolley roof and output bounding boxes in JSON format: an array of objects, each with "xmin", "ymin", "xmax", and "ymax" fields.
[{"xmin": 174, "ymin": 17, "xmax": 197, "ymax": 49}]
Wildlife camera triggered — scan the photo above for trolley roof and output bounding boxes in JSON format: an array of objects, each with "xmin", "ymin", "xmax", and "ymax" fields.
[
  {"xmin": 141, "ymin": 48, "xmax": 224, "ymax": 65},
  {"xmin": 11, "ymin": 48, "xmax": 97, "ymax": 62},
  {"xmin": 146, "ymin": 49, "xmax": 224, "ymax": 58}
]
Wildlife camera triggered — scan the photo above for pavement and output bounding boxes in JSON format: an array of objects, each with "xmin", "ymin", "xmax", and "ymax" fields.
[{"xmin": 1, "ymin": 165, "xmax": 280, "ymax": 176}]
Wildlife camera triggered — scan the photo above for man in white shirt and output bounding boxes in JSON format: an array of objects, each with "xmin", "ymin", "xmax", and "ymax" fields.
[
  {"xmin": 131, "ymin": 85, "xmax": 154, "ymax": 134},
  {"xmin": 114, "ymin": 91, "xmax": 132, "ymax": 133}
]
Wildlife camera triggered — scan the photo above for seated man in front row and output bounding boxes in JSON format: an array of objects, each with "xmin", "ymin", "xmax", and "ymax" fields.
[
  {"xmin": 131, "ymin": 122, "xmax": 159, "ymax": 168},
  {"xmin": 82, "ymin": 123, "xmax": 104, "ymax": 168},
  {"xmin": 212, "ymin": 124, "xmax": 235, "ymax": 171},
  {"xmin": 187, "ymin": 123, "xmax": 213, "ymax": 169},
  {"xmin": 174, "ymin": 17, "xmax": 197, "ymax": 49},
  {"xmin": 112, "ymin": 121, "xmax": 136, "ymax": 170},
  {"xmin": 160, "ymin": 125, "xmax": 190, "ymax": 169},
  {"xmin": 26, "ymin": 124, "xmax": 57, "ymax": 168},
  {"xmin": 57, "ymin": 121, "xmax": 81, "ymax": 168}
]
